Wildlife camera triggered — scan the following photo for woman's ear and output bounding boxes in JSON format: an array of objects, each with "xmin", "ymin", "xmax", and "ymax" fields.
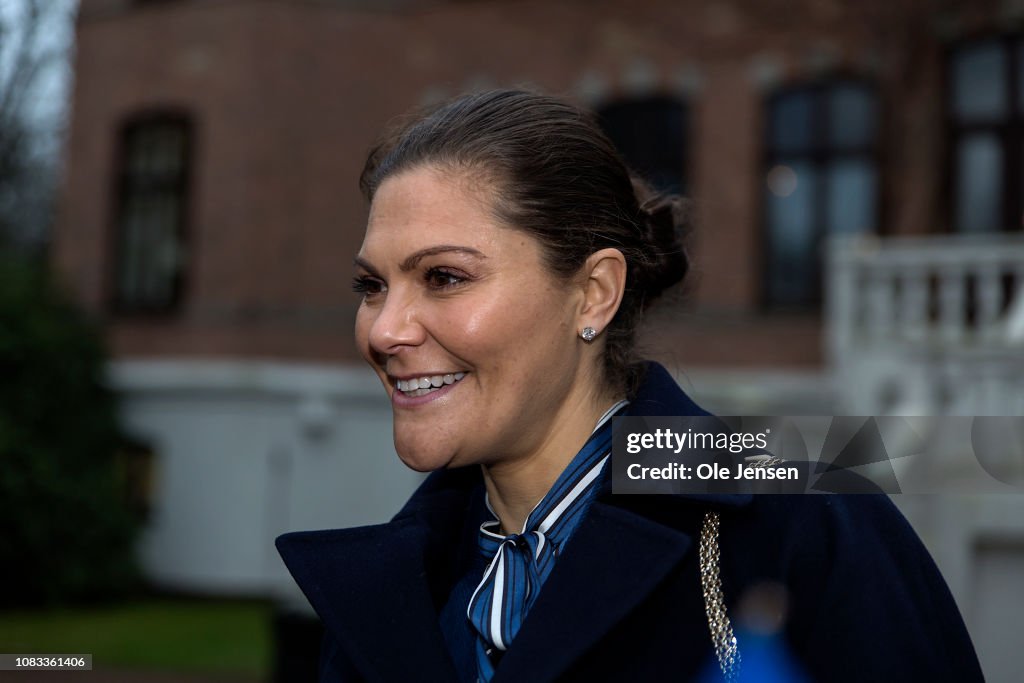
[{"xmin": 579, "ymin": 248, "xmax": 627, "ymax": 334}]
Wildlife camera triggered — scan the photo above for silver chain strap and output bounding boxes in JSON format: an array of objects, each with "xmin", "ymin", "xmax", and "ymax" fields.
[{"xmin": 699, "ymin": 456, "xmax": 784, "ymax": 681}]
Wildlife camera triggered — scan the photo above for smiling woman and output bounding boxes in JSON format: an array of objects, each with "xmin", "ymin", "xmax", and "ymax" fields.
[{"xmin": 276, "ymin": 90, "xmax": 983, "ymax": 683}]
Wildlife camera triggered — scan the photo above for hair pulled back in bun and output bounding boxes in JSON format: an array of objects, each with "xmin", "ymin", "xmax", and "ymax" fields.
[
  {"xmin": 631, "ymin": 176, "xmax": 692, "ymax": 308},
  {"xmin": 360, "ymin": 89, "xmax": 691, "ymax": 396}
]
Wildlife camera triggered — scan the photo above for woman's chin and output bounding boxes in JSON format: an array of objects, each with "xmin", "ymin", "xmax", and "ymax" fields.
[{"xmin": 394, "ymin": 442, "xmax": 460, "ymax": 473}]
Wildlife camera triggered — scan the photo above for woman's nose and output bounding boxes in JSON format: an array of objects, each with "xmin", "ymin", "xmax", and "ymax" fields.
[{"xmin": 366, "ymin": 290, "xmax": 426, "ymax": 354}]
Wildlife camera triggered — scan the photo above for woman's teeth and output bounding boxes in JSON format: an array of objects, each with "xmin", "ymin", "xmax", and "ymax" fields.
[{"xmin": 396, "ymin": 372, "xmax": 466, "ymax": 397}]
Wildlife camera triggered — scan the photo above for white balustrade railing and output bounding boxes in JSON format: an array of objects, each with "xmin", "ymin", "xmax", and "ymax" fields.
[
  {"xmin": 827, "ymin": 234, "xmax": 1024, "ymax": 415},
  {"xmin": 828, "ymin": 234, "xmax": 1024, "ymax": 361}
]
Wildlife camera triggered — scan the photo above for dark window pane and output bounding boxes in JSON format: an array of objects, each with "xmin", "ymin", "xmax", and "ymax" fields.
[
  {"xmin": 127, "ymin": 124, "xmax": 185, "ymax": 177},
  {"xmin": 827, "ymin": 84, "xmax": 876, "ymax": 149},
  {"xmin": 599, "ymin": 97, "xmax": 686, "ymax": 194},
  {"xmin": 952, "ymin": 41, "xmax": 1008, "ymax": 121},
  {"xmin": 763, "ymin": 82, "xmax": 880, "ymax": 308},
  {"xmin": 115, "ymin": 118, "xmax": 190, "ymax": 312},
  {"xmin": 825, "ymin": 158, "xmax": 876, "ymax": 235},
  {"xmin": 955, "ymin": 133, "xmax": 1003, "ymax": 232},
  {"xmin": 769, "ymin": 90, "xmax": 814, "ymax": 153},
  {"xmin": 766, "ymin": 161, "xmax": 818, "ymax": 305},
  {"xmin": 118, "ymin": 194, "xmax": 181, "ymax": 307}
]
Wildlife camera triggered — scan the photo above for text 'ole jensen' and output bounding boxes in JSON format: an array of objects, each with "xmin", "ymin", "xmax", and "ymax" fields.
[{"xmin": 626, "ymin": 462, "xmax": 800, "ymax": 480}]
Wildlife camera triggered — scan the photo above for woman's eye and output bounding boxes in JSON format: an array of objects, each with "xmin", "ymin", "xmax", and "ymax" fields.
[
  {"xmin": 352, "ymin": 276, "xmax": 385, "ymax": 296},
  {"xmin": 424, "ymin": 268, "xmax": 466, "ymax": 290}
]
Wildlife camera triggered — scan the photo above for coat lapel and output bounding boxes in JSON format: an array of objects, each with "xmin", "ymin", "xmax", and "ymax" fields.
[
  {"xmin": 276, "ymin": 518, "xmax": 460, "ymax": 682},
  {"xmin": 488, "ymin": 467, "xmax": 752, "ymax": 683},
  {"xmin": 489, "ymin": 499, "xmax": 693, "ymax": 683}
]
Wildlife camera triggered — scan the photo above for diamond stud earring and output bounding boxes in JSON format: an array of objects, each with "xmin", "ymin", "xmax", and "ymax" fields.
[{"xmin": 580, "ymin": 326, "xmax": 597, "ymax": 342}]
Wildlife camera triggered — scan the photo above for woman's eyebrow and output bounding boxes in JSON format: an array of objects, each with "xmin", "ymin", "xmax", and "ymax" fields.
[
  {"xmin": 355, "ymin": 246, "xmax": 486, "ymax": 275},
  {"xmin": 399, "ymin": 245, "xmax": 486, "ymax": 271}
]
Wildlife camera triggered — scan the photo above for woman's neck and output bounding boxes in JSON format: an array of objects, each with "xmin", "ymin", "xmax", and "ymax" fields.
[{"xmin": 480, "ymin": 391, "xmax": 623, "ymax": 534}]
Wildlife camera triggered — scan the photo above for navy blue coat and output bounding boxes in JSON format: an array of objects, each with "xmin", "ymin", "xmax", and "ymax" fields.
[{"xmin": 276, "ymin": 363, "xmax": 983, "ymax": 682}]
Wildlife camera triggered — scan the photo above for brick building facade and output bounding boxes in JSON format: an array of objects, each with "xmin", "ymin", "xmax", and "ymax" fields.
[{"xmin": 55, "ymin": 0, "xmax": 1022, "ymax": 369}]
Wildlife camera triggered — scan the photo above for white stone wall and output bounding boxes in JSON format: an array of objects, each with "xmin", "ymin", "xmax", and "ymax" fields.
[{"xmin": 108, "ymin": 360, "xmax": 424, "ymax": 602}]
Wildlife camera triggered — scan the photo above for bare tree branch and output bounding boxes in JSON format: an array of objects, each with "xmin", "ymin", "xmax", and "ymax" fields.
[
  {"xmin": 0, "ymin": 0, "xmax": 46, "ymax": 127},
  {"xmin": 0, "ymin": 0, "xmax": 75, "ymax": 254}
]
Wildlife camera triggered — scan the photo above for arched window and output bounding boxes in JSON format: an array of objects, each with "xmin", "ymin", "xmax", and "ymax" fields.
[
  {"xmin": 948, "ymin": 36, "xmax": 1024, "ymax": 233},
  {"xmin": 597, "ymin": 96, "xmax": 688, "ymax": 195},
  {"xmin": 111, "ymin": 113, "xmax": 192, "ymax": 313},
  {"xmin": 762, "ymin": 81, "xmax": 878, "ymax": 308}
]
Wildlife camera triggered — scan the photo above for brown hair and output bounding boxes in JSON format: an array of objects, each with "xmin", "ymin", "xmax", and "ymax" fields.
[{"xmin": 360, "ymin": 89, "xmax": 690, "ymax": 396}]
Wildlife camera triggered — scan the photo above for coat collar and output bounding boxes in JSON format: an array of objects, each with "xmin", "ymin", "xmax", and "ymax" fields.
[
  {"xmin": 276, "ymin": 517, "xmax": 457, "ymax": 681},
  {"xmin": 276, "ymin": 362, "xmax": 752, "ymax": 682}
]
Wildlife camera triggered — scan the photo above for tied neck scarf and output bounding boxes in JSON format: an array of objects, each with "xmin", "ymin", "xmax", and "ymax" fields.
[{"xmin": 467, "ymin": 400, "xmax": 628, "ymax": 682}]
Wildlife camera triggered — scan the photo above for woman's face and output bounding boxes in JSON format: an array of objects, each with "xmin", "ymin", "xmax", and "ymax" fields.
[{"xmin": 353, "ymin": 164, "xmax": 594, "ymax": 471}]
